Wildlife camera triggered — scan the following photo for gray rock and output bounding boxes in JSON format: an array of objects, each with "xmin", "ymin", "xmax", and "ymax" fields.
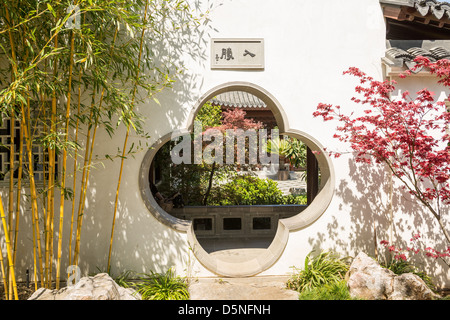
[
  {"xmin": 391, "ymin": 273, "xmax": 438, "ymax": 300},
  {"xmin": 346, "ymin": 252, "xmax": 440, "ymax": 300},
  {"xmin": 28, "ymin": 273, "xmax": 141, "ymax": 300}
]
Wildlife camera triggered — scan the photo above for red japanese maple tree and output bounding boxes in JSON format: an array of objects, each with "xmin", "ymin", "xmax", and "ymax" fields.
[
  {"xmin": 204, "ymin": 107, "xmax": 264, "ymax": 132},
  {"xmin": 313, "ymin": 57, "xmax": 450, "ymax": 245},
  {"xmin": 201, "ymin": 108, "xmax": 264, "ymax": 205}
]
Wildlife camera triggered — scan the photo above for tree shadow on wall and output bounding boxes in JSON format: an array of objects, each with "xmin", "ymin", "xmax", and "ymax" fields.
[
  {"xmin": 78, "ymin": 0, "xmax": 218, "ymax": 277},
  {"xmin": 74, "ymin": 169, "xmax": 196, "ymax": 279},
  {"xmin": 307, "ymin": 157, "xmax": 416, "ymax": 257},
  {"xmin": 308, "ymin": 156, "xmax": 449, "ymax": 286},
  {"xmin": 134, "ymin": 0, "xmax": 220, "ymax": 137}
]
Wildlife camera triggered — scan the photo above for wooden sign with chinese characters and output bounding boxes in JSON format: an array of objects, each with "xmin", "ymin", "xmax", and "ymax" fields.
[{"xmin": 211, "ymin": 38, "xmax": 264, "ymax": 70}]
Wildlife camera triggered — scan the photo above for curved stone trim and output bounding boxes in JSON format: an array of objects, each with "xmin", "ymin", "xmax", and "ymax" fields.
[
  {"xmin": 138, "ymin": 81, "xmax": 335, "ymax": 277},
  {"xmin": 187, "ymin": 220, "xmax": 290, "ymax": 278},
  {"xmin": 185, "ymin": 81, "xmax": 290, "ymax": 134},
  {"xmin": 279, "ymin": 128, "xmax": 335, "ymax": 231},
  {"xmin": 138, "ymin": 132, "xmax": 191, "ymax": 233}
]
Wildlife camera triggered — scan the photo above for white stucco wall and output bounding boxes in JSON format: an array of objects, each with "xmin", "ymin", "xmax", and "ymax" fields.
[
  {"xmin": 2, "ymin": 0, "xmax": 449, "ymax": 289},
  {"xmin": 72, "ymin": 0, "xmax": 381, "ymax": 276}
]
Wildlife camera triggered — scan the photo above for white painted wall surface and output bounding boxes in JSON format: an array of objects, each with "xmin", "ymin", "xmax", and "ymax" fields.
[
  {"xmin": 2, "ymin": 0, "xmax": 449, "ymax": 288},
  {"xmin": 82, "ymin": 0, "xmax": 388, "ymax": 277}
]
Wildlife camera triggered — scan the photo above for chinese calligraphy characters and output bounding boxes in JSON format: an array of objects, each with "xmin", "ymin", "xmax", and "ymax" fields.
[
  {"xmin": 216, "ymin": 48, "xmax": 257, "ymax": 62},
  {"xmin": 217, "ymin": 48, "xmax": 235, "ymax": 61},
  {"xmin": 211, "ymin": 39, "xmax": 264, "ymax": 70}
]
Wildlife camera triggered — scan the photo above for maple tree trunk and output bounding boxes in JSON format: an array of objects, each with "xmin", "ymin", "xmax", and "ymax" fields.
[
  {"xmin": 437, "ymin": 217, "xmax": 450, "ymax": 245},
  {"xmin": 203, "ymin": 162, "xmax": 216, "ymax": 206}
]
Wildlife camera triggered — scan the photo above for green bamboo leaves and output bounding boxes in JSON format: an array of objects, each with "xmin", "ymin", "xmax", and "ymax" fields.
[{"xmin": 0, "ymin": 0, "xmax": 203, "ymax": 298}]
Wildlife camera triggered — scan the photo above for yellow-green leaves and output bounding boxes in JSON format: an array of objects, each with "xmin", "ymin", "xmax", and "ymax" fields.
[{"xmin": 47, "ymin": 3, "xmax": 56, "ymax": 17}]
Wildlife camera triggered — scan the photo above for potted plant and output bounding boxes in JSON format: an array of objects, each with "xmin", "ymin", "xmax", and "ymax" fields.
[{"xmin": 266, "ymin": 136, "xmax": 306, "ymax": 180}]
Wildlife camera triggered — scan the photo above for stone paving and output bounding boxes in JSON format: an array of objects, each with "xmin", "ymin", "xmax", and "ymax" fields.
[
  {"xmin": 275, "ymin": 178, "xmax": 306, "ymax": 195},
  {"xmin": 188, "ymin": 276, "xmax": 299, "ymax": 300}
]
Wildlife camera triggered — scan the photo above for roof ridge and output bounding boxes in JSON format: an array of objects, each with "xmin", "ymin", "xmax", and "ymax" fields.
[
  {"xmin": 381, "ymin": 0, "xmax": 450, "ymax": 19},
  {"xmin": 210, "ymin": 91, "xmax": 267, "ymax": 109}
]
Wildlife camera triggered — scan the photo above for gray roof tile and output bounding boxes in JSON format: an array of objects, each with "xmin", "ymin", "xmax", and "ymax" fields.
[
  {"xmin": 210, "ymin": 91, "xmax": 267, "ymax": 109},
  {"xmin": 380, "ymin": 0, "xmax": 450, "ymax": 20},
  {"xmin": 384, "ymin": 40, "xmax": 450, "ymax": 71}
]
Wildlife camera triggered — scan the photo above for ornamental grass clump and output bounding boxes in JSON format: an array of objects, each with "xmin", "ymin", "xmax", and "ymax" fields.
[
  {"xmin": 297, "ymin": 280, "xmax": 356, "ymax": 300},
  {"xmin": 135, "ymin": 269, "xmax": 189, "ymax": 300},
  {"xmin": 287, "ymin": 251, "xmax": 350, "ymax": 293}
]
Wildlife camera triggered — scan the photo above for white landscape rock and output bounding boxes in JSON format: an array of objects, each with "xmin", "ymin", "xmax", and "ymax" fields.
[
  {"xmin": 28, "ymin": 273, "xmax": 141, "ymax": 300},
  {"xmin": 346, "ymin": 252, "xmax": 440, "ymax": 300}
]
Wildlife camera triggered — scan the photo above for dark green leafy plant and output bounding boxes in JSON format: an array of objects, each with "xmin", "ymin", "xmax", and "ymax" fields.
[
  {"xmin": 282, "ymin": 194, "xmax": 308, "ymax": 205},
  {"xmin": 135, "ymin": 269, "xmax": 189, "ymax": 300},
  {"xmin": 210, "ymin": 175, "xmax": 284, "ymax": 205},
  {"xmin": 195, "ymin": 101, "xmax": 223, "ymax": 129},
  {"xmin": 287, "ymin": 251, "xmax": 350, "ymax": 293},
  {"xmin": 297, "ymin": 280, "xmax": 357, "ymax": 300},
  {"xmin": 265, "ymin": 136, "xmax": 307, "ymax": 169},
  {"xmin": 208, "ymin": 175, "xmax": 307, "ymax": 206}
]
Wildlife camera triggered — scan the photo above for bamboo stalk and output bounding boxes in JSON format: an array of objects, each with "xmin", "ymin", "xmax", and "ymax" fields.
[
  {"xmin": 107, "ymin": 0, "xmax": 149, "ymax": 272},
  {"xmin": 40, "ymin": 98, "xmax": 50, "ymax": 287},
  {"xmin": 9, "ymin": 113, "xmax": 23, "ymax": 300},
  {"xmin": 73, "ymin": 26, "xmax": 119, "ymax": 267},
  {"xmin": 68, "ymin": 10, "xmax": 86, "ymax": 276},
  {"xmin": 27, "ymin": 111, "xmax": 39, "ymax": 291},
  {"xmin": 0, "ymin": 237, "xmax": 8, "ymax": 299},
  {"xmin": 71, "ymin": 99, "xmax": 93, "ymax": 267},
  {"xmin": 0, "ymin": 196, "xmax": 18, "ymax": 300},
  {"xmin": 8, "ymin": 113, "xmax": 15, "ymax": 245},
  {"xmin": 16, "ymin": 9, "xmax": 54, "ymax": 290},
  {"xmin": 42, "ymin": 102, "xmax": 49, "ymax": 287},
  {"xmin": 56, "ymin": 20, "xmax": 76, "ymax": 289},
  {"xmin": 12, "ymin": 12, "xmax": 31, "ymax": 287},
  {"xmin": 47, "ymin": 102, "xmax": 57, "ymax": 289},
  {"xmin": 8, "ymin": 112, "xmax": 15, "ymax": 300},
  {"xmin": 72, "ymin": 106, "xmax": 95, "ymax": 266},
  {"xmin": 68, "ymin": 67, "xmax": 82, "ymax": 274},
  {"xmin": 43, "ymin": 13, "xmax": 60, "ymax": 288},
  {"xmin": 12, "ymin": 119, "xmax": 23, "ymax": 266},
  {"xmin": 3, "ymin": 4, "xmax": 17, "ymax": 78},
  {"xmin": 21, "ymin": 100, "xmax": 44, "ymax": 288},
  {"xmin": 22, "ymin": 89, "xmax": 38, "ymax": 290},
  {"xmin": 3, "ymin": 3, "xmax": 18, "ymax": 299}
]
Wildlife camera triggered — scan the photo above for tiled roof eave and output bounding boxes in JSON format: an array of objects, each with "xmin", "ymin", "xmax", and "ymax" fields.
[
  {"xmin": 381, "ymin": 0, "xmax": 450, "ymax": 23},
  {"xmin": 210, "ymin": 91, "xmax": 267, "ymax": 109},
  {"xmin": 383, "ymin": 40, "xmax": 450, "ymax": 75}
]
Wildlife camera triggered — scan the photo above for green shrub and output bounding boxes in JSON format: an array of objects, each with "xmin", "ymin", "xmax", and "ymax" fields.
[
  {"xmin": 282, "ymin": 194, "xmax": 308, "ymax": 205},
  {"xmin": 297, "ymin": 281, "xmax": 356, "ymax": 300},
  {"xmin": 134, "ymin": 269, "xmax": 189, "ymax": 300},
  {"xmin": 287, "ymin": 251, "xmax": 350, "ymax": 293},
  {"xmin": 209, "ymin": 175, "xmax": 283, "ymax": 205},
  {"xmin": 209, "ymin": 175, "xmax": 307, "ymax": 206}
]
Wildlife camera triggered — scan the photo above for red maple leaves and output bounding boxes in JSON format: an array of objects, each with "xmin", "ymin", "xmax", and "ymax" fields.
[{"xmin": 314, "ymin": 57, "xmax": 450, "ymax": 245}]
